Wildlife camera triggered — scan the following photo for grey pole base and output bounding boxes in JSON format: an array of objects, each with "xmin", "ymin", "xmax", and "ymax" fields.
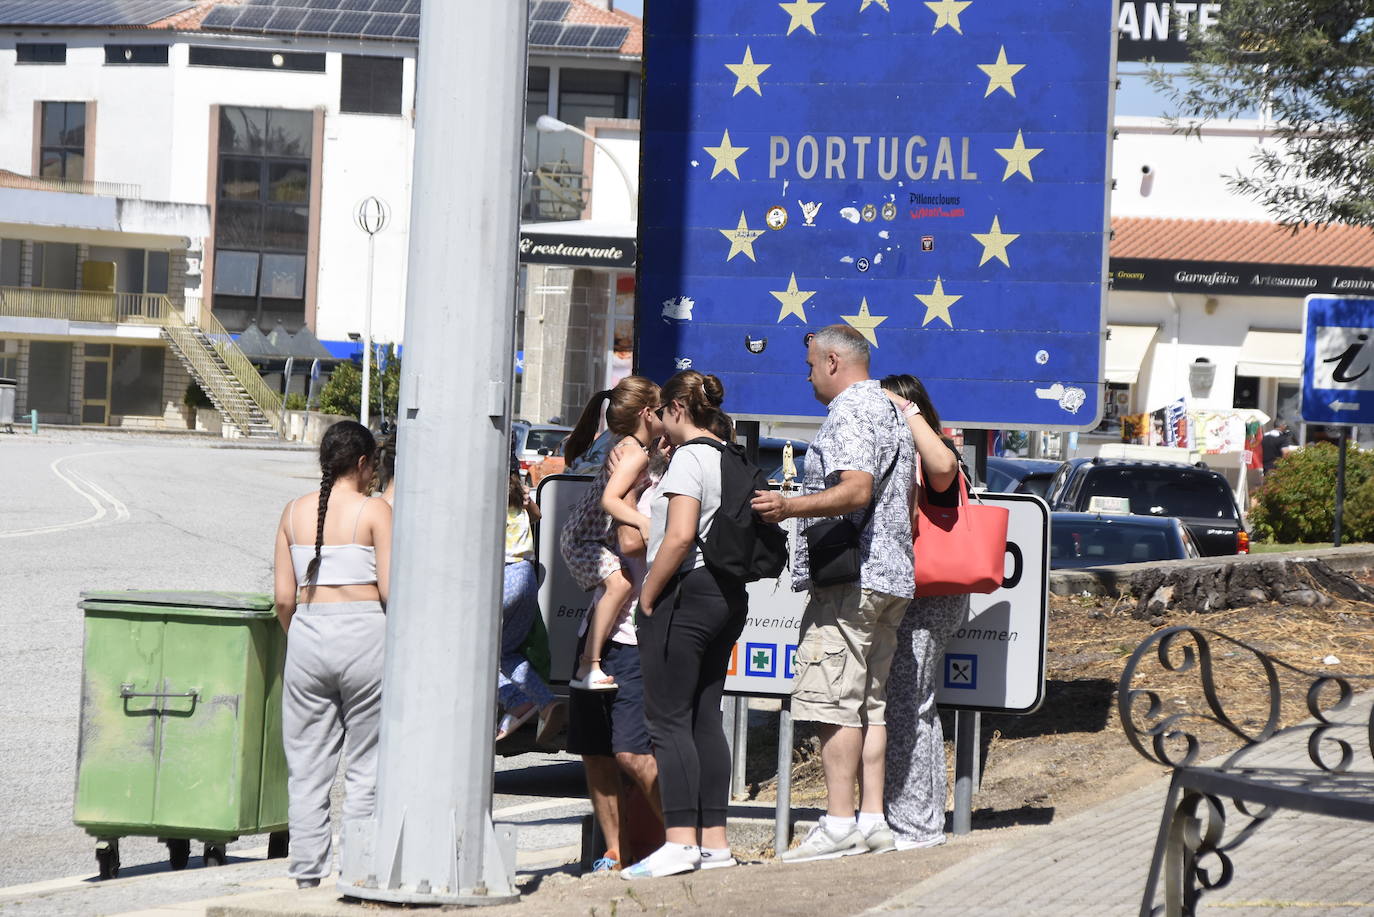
[{"xmin": 338, "ymin": 818, "xmax": 518, "ymax": 906}]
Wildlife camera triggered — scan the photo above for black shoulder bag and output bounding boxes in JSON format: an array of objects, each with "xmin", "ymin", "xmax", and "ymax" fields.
[{"xmin": 802, "ymin": 445, "xmax": 901, "ymax": 588}]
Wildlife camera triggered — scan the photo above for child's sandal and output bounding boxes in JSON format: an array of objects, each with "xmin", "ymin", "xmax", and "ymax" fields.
[{"xmin": 569, "ymin": 655, "xmax": 618, "ymax": 692}]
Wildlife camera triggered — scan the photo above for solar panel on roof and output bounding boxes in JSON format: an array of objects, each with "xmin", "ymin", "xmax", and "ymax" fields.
[
  {"xmin": 527, "ymin": 21, "xmax": 562, "ymax": 46},
  {"xmin": 530, "ymin": 1, "xmax": 569, "ymax": 22},
  {"xmin": 400, "ymin": 0, "xmax": 419, "ymax": 13},
  {"xmin": 200, "ymin": 5, "xmax": 242, "ymax": 28},
  {"xmin": 588, "ymin": 25, "xmax": 628, "ymax": 50},
  {"xmin": 234, "ymin": 6, "xmax": 274, "ymax": 29},
  {"xmin": 331, "ymin": 10, "xmax": 369, "ymax": 34},
  {"xmin": 306, "ymin": 0, "xmax": 342, "ymax": 9},
  {"xmin": 394, "ymin": 15, "xmax": 418, "ymax": 38},
  {"xmin": 558, "ymin": 24, "xmax": 596, "ymax": 47},
  {"xmin": 0, "ymin": 0, "xmax": 196, "ymax": 27},
  {"xmin": 297, "ymin": 9, "xmax": 338, "ymax": 32},
  {"xmin": 334, "ymin": 0, "xmax": 382, "ymax": 9},
  {"xmin": 266, "ymin": 7, "xmax": 308, "ymax": 31},
  {"xmin": 369, "ymin": 0, "xmax": 407, "ymax": 13},
  {"xmin": 362, "ymin": 12, "xmax": 404, "ymax": 36}
]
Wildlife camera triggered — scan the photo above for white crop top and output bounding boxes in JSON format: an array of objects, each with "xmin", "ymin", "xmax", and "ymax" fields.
[{"xmin": 289, "ymin": 495, "xmax": 379, "ymax": 586}]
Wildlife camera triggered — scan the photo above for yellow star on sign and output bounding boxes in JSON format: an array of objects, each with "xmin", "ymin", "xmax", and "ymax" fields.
[
  {"xmin": 915, "ymin": 276, "xmax": 963, "ymax": 327},
  {"xmin": 860, "ymin": 0, "xmax": 889, "ymax": 11},
  {"xmin": 771, "ymin": 272, "xmax": 816, "ymax": 323},
  {"xmin": 978, "ymin": 45, "xmax": 1025, "ymax": 97},
  {"xmin": 779, "ymin": 0, "xmax": 825, "ymax": 35},
  {"xmin": 994, "ymin": 130, "xmax": 1043, "ymax": 181},
  {"xmin": 726, "ymin": 46, "xmax": 771, "ymax": 96},
  {"xmin": 720, "ymin": 212, "xmax": 765, "ymax": 262},
  {"xmin": 841, "ymin": 297, "xmax": 888, "ymax": 347},
  {"xmin": 704, "ymin": 130, "xmax": 749, "ymax": 180},
  {"xmin": 971, "ymin": 215, "xmax": 1020, "ymax": 268},
  {"xmin": 924, "ymin": 0, "xmax": 971, "ymax": 34}
]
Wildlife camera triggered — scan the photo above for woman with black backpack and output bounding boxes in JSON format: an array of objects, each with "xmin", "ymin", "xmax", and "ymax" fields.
[{"xmin": 625, "ymin": 370, "xmax": 747, "ymax": 879}]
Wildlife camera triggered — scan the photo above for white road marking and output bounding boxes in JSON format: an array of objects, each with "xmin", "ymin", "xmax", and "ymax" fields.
[{"xmin": 0, "ymin": 450, "xmax": 131, "ymax": 538}]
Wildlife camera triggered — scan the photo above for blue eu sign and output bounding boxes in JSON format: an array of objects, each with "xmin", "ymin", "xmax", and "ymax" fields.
[
  {"xmin": 637, "ymin": 0, "xmax": 1117, "ymax": 428},
  {"xmin": 1302, "ymin": 295, "xmax": 1374, "ymax": 426}
]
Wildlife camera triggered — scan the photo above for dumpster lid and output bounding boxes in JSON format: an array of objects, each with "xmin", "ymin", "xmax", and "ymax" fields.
[{"xmin": 80, "ymin": 590, "xmax": 275, "ymax": 615}]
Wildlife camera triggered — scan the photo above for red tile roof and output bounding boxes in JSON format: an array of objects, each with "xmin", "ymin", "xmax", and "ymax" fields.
[
  {"xmin": 1111, "ymin": 216, "xmax": 1374, "ymax": 267},
  {"xmin": 150, "ymin": 1, "xmax": 240, "ymax": 31}
]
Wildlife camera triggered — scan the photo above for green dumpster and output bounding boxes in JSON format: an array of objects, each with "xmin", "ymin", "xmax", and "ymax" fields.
[{"xmin": 74, "ymin": 591, "xmax": 290, "ymax": 878}]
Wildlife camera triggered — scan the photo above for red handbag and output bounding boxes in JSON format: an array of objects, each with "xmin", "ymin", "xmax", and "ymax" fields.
[{"xmin": 913, "ymin": 469, "xmax": 1009, "ymax": 596}]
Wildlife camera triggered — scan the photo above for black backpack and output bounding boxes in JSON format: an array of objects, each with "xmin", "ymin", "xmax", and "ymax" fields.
[{"xmin": 683, "ymin": 438, "xmax": 789, "ymax": 582}]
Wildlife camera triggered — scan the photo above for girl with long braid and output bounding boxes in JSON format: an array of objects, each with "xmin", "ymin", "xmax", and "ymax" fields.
[{"xmin": 272, "ymin": 420, "xmax": 392, "ymax": 887}]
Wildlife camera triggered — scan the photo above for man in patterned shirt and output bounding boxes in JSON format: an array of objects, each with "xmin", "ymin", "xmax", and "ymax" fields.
[{"xmin": 753, "ymin": 325, "xmax": 916, "ymax": 862}]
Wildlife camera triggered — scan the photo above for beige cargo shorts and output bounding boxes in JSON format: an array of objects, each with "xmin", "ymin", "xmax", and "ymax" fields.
[{"xmin": 790, "ymin": 583, "xmax": 910, "ymax": 728}]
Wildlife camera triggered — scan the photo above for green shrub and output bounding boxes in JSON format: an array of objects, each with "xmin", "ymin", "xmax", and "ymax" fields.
[
  {"xmin": 1250, "ymin": 442, "xmax": 1374, "ymax": 544},
  {"xmin": 316, "ymin": 347, "xmax": 400, "ymax": 423},
  {"xmin": 284, "ymin": 392, "xmax": 308, "ymax": 411}
]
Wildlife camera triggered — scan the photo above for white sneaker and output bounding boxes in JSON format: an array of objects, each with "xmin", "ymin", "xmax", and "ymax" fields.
[
  {"xmin": 779, "ymin": 822, "xmax": 868, "ymax": 863},
  {"xmin": 621, "ymin": 843, "xmax": 700, "ymax": 880},
  {"xmin": 861, "ymin": 819, "xmax": 896, "ymax": 854},
  {"xmin": 699, "ymin": 847, "xmax": 737, "ymax": 870}
]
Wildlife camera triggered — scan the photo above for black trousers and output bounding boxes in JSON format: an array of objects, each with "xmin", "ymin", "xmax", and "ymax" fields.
[{"xmin": 637, "ymin": 565, "xmax": 748, "ymax": 830}]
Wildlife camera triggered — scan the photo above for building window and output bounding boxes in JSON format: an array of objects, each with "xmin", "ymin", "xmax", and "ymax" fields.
[
  {"xmin": 189, "ymin": 46, "xmax": 326, "ymax": 72},
  {"xmin": 0, "ymin": 239, "xmax": 20, "ymax": 287},
  {"xmin": 86, "ymin": 247, "xmax": 172, "ymax": 295},
  {"xmin": 17, "ymin": 43, "xmax": 65, "ymax": 64},
  {"xmin": 104, "ymin": 44, "xmax": 169, "ymax": 65},
  {"xmin": 39, "ymin": 102, "xmax": 86, "ymax": 181},
  {"xmin": 213, "ymin": 107, "xmax": 313, "ymax": 331},
  {"xmin": 340, "ymin": 55, "xmax": 404, "ymax": 115},
  {"xmin": 111, "ymin": 345, "xmax": 164, "ymax": 416},
  {"xmin": 27, "ymin": 341, "xmax": 72, "ymax": 414},
  {"xmin": 0, "ymin": 340, "xmax": 17, "ymax": 379},
  {"xmin": 33, "ymin": 241, "xmax": 78, "ymax": 289}
]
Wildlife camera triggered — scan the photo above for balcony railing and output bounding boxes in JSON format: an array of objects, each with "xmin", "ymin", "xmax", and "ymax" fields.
[
  {"xmin": 0, "ymin": 286, "xmax": 168, "ymax": 324},
  {"xmin": 0, "ymin": 174, "xmax": 142, "ymax": 199}
]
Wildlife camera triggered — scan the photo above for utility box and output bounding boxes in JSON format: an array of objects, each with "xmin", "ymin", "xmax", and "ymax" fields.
[
  {"xmin": 74, "ymin": 591, "xmax": 289, "ymax": 878},
  {"xmin": 0, "ymin": 377, "xmax": 15, "ymax": 429}
]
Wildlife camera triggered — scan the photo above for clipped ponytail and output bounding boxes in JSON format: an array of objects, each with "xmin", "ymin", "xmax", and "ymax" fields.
[{"xmin": 564, "ymin": 389, "xmax": 612, "ymax": 467}]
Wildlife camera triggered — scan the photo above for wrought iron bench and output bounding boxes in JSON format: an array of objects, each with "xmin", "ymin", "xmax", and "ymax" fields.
[{"xmin": 1118, "ymin": 626, "xmax": 1374, "ymax": 916}]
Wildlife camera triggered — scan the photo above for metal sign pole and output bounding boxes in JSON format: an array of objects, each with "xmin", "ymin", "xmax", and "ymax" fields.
[
  {"xmin": 774, "ymin": 697, "xmax": 793, "ymax": 855},
  {"xmin": 952, "ymin": 428, "xmax": 991, "ymax": 835},
  {"xmin": 731, "ymin": 697, "xmax": 748, "ymax": 797},
  {"xmin": 337, "ymin": 0, "xmax": 525, "ymax": 905},
  {"xmin": 1335, "ymin": 426, "xmax": 1348, "ymax": 547}
]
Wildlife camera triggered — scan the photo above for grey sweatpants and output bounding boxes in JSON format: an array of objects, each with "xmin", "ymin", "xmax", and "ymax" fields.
[{"xmin": 282, "ymin": 601, "xmax": 385, "ymax": 880}]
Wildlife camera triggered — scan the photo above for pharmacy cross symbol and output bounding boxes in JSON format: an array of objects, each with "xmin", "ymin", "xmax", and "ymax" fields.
[{"xmin": 752, "ymin": 649, "xmax": 770, "ymax": 669}]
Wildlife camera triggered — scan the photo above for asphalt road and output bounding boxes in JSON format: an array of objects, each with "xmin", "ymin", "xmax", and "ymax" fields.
[{"xmin": 0, "ymin": 430, "xmax": 589, "ymax": 915}]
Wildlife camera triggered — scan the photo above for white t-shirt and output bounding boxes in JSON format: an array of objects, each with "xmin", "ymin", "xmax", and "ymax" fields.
[{"xmin": 648, "ymin": 442, "xmax": 723, "ymax": 575}]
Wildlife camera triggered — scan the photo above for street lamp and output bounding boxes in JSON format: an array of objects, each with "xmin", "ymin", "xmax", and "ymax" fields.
[
  {"xmin": 354, "ymin": 196, "xmax": 391, "ymax": 429},
  {"xmin": 535, "ymin": 114, "xmax": 637, "ymax": 212}
]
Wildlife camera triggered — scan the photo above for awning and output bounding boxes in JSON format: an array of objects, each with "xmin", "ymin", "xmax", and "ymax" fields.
[
  {"xmin": 1236, "ymin": 329, "xmax": 1301, "ymax": 379},
  {"xmin": 1105, "ymin": 323, "xmax": 1159, "ymax": 384}
]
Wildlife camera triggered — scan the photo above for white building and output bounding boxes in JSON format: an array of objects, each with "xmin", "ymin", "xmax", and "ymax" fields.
[{"xmin": 0, "ymin": 0, "xmax": 642, "ymax": 434}]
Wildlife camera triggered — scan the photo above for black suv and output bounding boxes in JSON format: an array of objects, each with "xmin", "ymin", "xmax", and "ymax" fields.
[{"xmin": 1044, "ymin": 458, "xmax": 1248, "ymax": 556}]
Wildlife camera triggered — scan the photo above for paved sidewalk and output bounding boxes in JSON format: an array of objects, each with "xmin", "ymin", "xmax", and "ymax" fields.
[{"xmin": 869, "ymin": 693, "xmax": 1374, "ymax": 916}]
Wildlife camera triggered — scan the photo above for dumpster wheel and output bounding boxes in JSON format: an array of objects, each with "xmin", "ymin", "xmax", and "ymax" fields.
[
  {"xmin": 95, "ymin": 839, "xmax": 120, "ymax": 880},
  {"xmin": 267, "ymin": 831, "xmax": 289, "ymax": 859},
  {"xmin": 203, "ymin": 843, "xmax": 227, "ymax": 867},
  {"xmin": 166, "ymin": 838, "xmax": 190, "ymax": 870}
]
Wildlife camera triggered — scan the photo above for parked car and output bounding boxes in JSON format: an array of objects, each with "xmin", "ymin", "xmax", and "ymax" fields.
[
  {"xmin": 512, "ymin": 421, "xmax": 572, "ymax": 479},
  {"xmin": 1045, "ymin": 458, "xmax": 1249, "ymax": 556},
  {"xmin": 1049, "ymin": 512, "xmax": 1200, "ymax": 569},
  {"xmin": 984, "ymin": 457, "xmax": 1061, "ymax": 499}
]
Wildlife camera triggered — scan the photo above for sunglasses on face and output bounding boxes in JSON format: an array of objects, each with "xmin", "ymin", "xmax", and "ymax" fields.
[{"xmin": 655, "ymin": 405, "xmax": 668, "ymax": 419}]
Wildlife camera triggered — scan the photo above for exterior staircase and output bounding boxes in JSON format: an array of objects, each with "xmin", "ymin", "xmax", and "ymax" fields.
[{"xmin": 160, "ymin": 307, "xmax": 285, "ymax": 439}]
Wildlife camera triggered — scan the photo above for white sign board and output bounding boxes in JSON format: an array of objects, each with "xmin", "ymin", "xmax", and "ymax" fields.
[{"xmin": 535, "ymin": 477, "xmax": 1048, "ymax": 715}]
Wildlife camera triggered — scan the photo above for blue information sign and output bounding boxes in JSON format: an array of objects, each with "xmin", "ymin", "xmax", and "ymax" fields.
[
  {"xmin": 1302, "ymin": 295, "xmax": 1374, "ymax": 426},
  {"xmin": 637, "ymin": 0, "xmax": 1117, "ymax": 428}
]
